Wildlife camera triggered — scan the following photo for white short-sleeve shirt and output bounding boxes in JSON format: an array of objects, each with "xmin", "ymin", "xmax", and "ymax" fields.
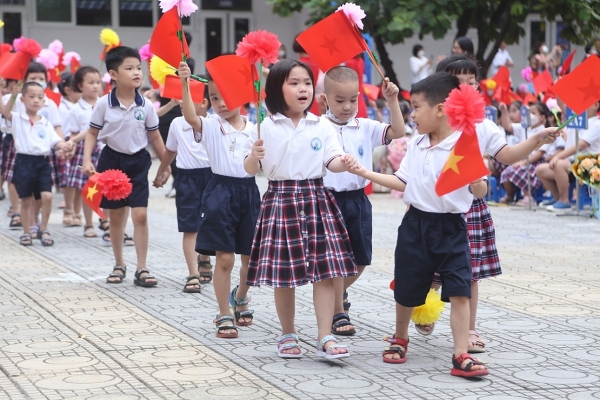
[
  {"xmin": 579, "ymin": 116, "xmax": 600, "ymax": 154},
  {"xmin": 323, "ymin": 117, "xmax": 390, "ymax": 191},
  {"xmin": 193, "ymin": 114, "xmax": 253, "ymax": 177},
  {"xmin": 59, "ymin": 98, "xmax": 76, "ymax": 135},
  {"xmin": 2, "ymin": 93, "xmax": 62, "ymax": 132},
  {"xmin": 65, "ymin": 98, "xmax": 96, "ymax": 136},
  {"xmin": 90, "ymin": 89, "xmax": 159, "ymax": 155},
  {"xmin": 510, "ymin": 122, "xmax": 544, "ymax": 145},
  {"xmin": 244, "ymin": 113, "xmax": 345, "ymax": 181},
  {"xmin": 395, "ymin": 126, "xmax": 506, "ymax": 214},
  {"xmin": 166, "ymin": 116, "xmax": 210, "ymax": 169},
  {"xmin": 10, "ymin": 112, "xmax": 61, "ymax": 156}
]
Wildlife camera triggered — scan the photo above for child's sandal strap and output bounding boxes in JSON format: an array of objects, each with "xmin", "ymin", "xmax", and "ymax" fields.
[
  {"xmin": 452, "ymin": 353, "xmax": 487, "ymax": 371},
  {"xmin": 278, "ymin": 333, "xmax": 299, "ymax": 343},
  {"xmin": 383, "ymin": 335, "xmax": 409, "ymax": 347}
]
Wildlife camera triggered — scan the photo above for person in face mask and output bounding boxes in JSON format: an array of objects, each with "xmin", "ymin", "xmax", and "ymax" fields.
[
  {"xmin": 532, "ymin": 41, "xmax": 562, "ymax": 74},
  {"xmin": 410, "ymin": 44, "xmax": 432, "ymax": 86}
]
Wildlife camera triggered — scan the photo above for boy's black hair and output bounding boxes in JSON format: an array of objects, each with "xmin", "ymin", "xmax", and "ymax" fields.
[
  {"xmin": 57, "ymin": 71, "xmax": 73, "ymax": 96},
  {"xmin": 26, "ymin": 62, "xmax": 47, "ymax": 80},
  {"xmin": 265, "ymin": 59, "xmax": 314, "ymax": 115},
  {"xmin": 105, "ymin": 46, "xmax": 141, "ymax": 74},
  {"xmin": 21, "ymin": 81, "xmax": 44, "ymax": 95},
  {"xmin": 410, "ymin": 72, "xmax": 460, "ymax": 106},
  {"xmin": 436, "ymin": 54, "xmax": 479, "ymax": 80},
  {"xmin": 72, "ymin": 66, "xmax": 100, "ymax": 93}
]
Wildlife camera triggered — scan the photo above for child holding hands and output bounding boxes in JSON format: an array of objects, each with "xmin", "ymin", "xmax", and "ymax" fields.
[{"xmin": 244, "ymin": 59, "xmax": 359, "ymax": 359}]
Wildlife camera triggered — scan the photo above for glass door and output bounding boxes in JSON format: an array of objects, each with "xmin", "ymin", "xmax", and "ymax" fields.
[
  {"xmin": 1, "ymin": 7, "xmax": 25, "ymax": 44},
  {"xmin": 200, "ymin": 12, "xmax": 252, "ymax": 65}
]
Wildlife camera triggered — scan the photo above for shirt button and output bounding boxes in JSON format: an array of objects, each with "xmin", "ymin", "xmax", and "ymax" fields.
[
  {"xmin": 303, "ymin": 234, "xmax": 308, "ymax": 239},
  {"xmin": 300, "ymin": 211, "xmax": 305, "ymax": 216}
]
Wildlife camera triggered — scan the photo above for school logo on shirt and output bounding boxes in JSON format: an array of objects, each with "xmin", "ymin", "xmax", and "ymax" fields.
[
  {"xmin": 358, "ymin": 145, "xmax": 364, "ymax": 157},
  {"xmin": 37, "ymin": 129, "xmax": 46, "ymax": 139},
  {"xmin": 40, "ymin": 110, "xmax": 48, "ymax": 118},
  {"xmin": 310, "ymin": 137, "xmax": 322, "ymax": 151},
  {"xmin": 133, "ymin": 109, "xmax": 146, "ymax": 121}
]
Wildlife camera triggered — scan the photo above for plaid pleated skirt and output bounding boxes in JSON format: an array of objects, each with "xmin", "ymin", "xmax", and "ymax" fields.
[
  {"xmin": 50, "ymin": 151, "xmax": 67, "ymax": 188},
  {"xmin": 2, "ymin": 136, "xmax": 16, "ymax": 183},
  {"xmin": 66, "ymin": 142, "xmax": 100, "ymax": 189},
  {"xmin": 246, "ymin": 178, "xmax": 358, "ymax": 288},
  {"xmin": 434, "ymin": 197, "xmax": 502, "ymax": 284},
  {"xmin": 490, "ymin": 157, "xmax": 508, "ymax": 176},
  {"xmin": 500, "ymin": 161, "xmax": 542, "ymax": 194}
]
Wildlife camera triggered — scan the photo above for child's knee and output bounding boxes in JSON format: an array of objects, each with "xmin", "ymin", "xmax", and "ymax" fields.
[
  {"xmin": 216, "ymin": 252, "xmax": 235, "ymax": 269},
  {"xmin": 131, "ymin": 207, "xmax": 148, "ymax": 225},
  {"xmin": 40, "ymin": 192, "xmax": 52, "ymax": 202}
]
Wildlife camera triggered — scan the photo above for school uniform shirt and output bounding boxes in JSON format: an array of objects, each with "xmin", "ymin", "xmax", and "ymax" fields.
[
  {"xmin": 578, "ymin": 116, "xmax": 600, "ymax": 154},
  {"xmin": 395, "ymin": 127, "xmax": 506, "ymax": 214},
  {"xmin": 9, "ymin": 112, "xmax": 61, "ymax": 156},
  {"xmin": 323, "ymin": 117, "xmax": 390, "ymax": 191},
  {"xmin": 89, "ymin": 89, "xmax": 159, "ymax": 155},
  {"xmin": 194, "ymin": 114, "xmax": 254, "ymax": 177},
  {"xmin": 510, "ymin": 122, "xmax": 544, "ymax": 144},
  {"xmin": 65, "ymin": 98, "xmax": 96, "ymax": 136},
  {"xmin": 166, "ymin": 116, "xmax": 210, "ymax": 169},
  {"xmin": 244, "ymin": 113, "xmax": 345, "ymax": 181},
  {"xmin": 59, "ymin": 98, "xmax": 76, "ymax": 136},
  {"xmin": 1, "ymin": 93, "xmax": 62, "ymax": 133}
]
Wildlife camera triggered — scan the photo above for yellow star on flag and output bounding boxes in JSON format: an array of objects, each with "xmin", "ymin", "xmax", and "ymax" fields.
[
  {"xmin": 443, "ymin": 149, "xmax": 464, "ymax": 174},
  {"xmin": 86, "ymin": 183, "xmax": 99, "ymax": 200}
]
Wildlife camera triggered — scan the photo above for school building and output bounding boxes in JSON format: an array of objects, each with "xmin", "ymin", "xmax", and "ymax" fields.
[{"xmin": 0, "ymin": 0, "xmax": 586, "ymax": 87}]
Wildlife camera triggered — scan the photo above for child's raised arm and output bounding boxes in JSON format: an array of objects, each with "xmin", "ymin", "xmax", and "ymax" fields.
[
  {"xmin": 179, "ymin": 62, "xmax": 202, "ymax": 132},
  {"xmin": 244, "ymin": 139, "xmax": 264, "ymax": 175},
  {"xmin": 498, "ymin": 103, "xmax": 513, "ymax": 134},
  {"xmin": 343, "ymin": 158, "xmax": 407, "ymax": 191},
  {"xmin": 382, "ymin": 78, "xmax": 406, "ymax": 140},
  {"xmin": 2, "ymin": 83, "xmax": 21, "ymax": 122},
  {"xmin": 495, "ymin": 126, "xmax": 560, "ymax": 165}
]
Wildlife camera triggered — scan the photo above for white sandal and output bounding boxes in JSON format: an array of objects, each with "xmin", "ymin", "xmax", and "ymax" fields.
[
  {"xmin": 277, "ymin": 333, "xmax": 303, "ymax": 358},
  {"xmin": 316, "ymin": 335, "xmax": 349, "ymax": 360}
]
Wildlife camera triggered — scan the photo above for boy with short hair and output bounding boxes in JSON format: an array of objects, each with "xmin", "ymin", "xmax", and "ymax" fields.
[
  {"xmin": 344, "ymin": 72, "xmax": 559, "ymax": 378},
  {"xmin": 320, "ymin": 66, "xmax": 406, "ymax": 336},
  {"xmin": 0, "ymin": 81, "xmax": 71, "ymax": 246},
  {"xmin": 153, "ymin": 83, "xmax": 213, "ymax": 293},
  {"xmin": 82, "ymin": 46, "xmax": 170, "ymax": 287}
]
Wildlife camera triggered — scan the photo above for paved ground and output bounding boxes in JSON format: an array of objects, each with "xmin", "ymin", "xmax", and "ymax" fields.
[{"xmin": 1, "ymin": 161, "xmax": 600, "ymax": 399}]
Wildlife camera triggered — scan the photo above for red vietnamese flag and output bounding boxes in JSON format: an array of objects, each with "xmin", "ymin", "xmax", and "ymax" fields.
[
  {"xmin": 363, "ymin": 83, "xmax": 380, "ymax": 101},
  {"xmin": 551, "ymin": 55, "xmax": 600, "ymax": 114},
  {"xmin": 70, "ymin": 57, "xmax": 80, "ymax": 73},
  {"xmin": 533, "ymin": 70, "xmax": 553, "ymax": 95},
  {"xmin": 82, "ymin": 174, "xmax": 106, "ymax": 219},
  {"xmin": 150, "ymin": 8, "xmax": 190, "ymax": 68},
  {"xmin": 0, "ymin": 51, "xmax": 31, "ymax": 80},
  {"xmin": 492, "ymin": 66, "xmax": 511, "ymax": 91},
  {"xmin": 44, "ymin": 88, "xmax": 62, "ymax": 106},
  {"xmin": 559, "ymin": 50, "xmax": 576, "ymax": 77},
  {"xmin": 161, "ymin": 75, "xmax": 205, "ymax": 103},
  {"xmin": 296, "ymin": 11, "xmax": 367, "ymax": 73},
  {"xmin": 205, "ymin": 54, "xmax": 258, "ymax": 110}
]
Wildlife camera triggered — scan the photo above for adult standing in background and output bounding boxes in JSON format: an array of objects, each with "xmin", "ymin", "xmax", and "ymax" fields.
[
  {"xmin": 438, "ymin": 36, "xmax": 475, "ymax": 62},
  {"xmin": 409, "ymin": 44, "xmax": 432, "ymax": 86},
  {"xmin": 530, "ymin": 41, "xmax": 562, "ymax": 75},
  {"xmin": 489, "ymin": 41, "xmax": 514, "ymax": 77}
]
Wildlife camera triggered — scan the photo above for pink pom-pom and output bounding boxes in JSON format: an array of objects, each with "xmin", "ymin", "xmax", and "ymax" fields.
[
  {"xmin": 337, "ymin": 2, "xmax": 366, "ymax": 30},
  {"xmin": 48, "ymin": 40, "xmax": 63, "ymax": 55},
  {"xmin": 97, "ymin": 169, "xmax": 133, "ymax": 201},
  {"xmin": 445, "ymin": 84, "xmax": 485, "ymax": 132},
  {"xmin": 62, "ymin": 51, "xmax": 81, "ymax": 66},
  {"xmin": 102, "ymin": 72, "xmax": 111, "ymax": 83},
  {"xmin": 159, "ymin": 0, "xmax": 197, "ymax": 17},
  {"xmin": 236, "ymin": 30, "xmax": 281, "ymax": 65},
  {"xmin": 521, "ymin": 66, "xmax": 532, "ymax": 83},
  {"xmin": 517, "ymin": 83, "xmax": 529, "ymax": 94},
  {"xmin": 18, "ymin": 38, "xmax": 43, "ymax": 58},
  {"xmin": 36, "ymin": 49, "xmax": 59, "ymax": 69},
  {"xmin": 12, "ymin": 36, "xmax": 24, "ymax": 51},
  {"xmin": 139, "ymin": 44, "xmax": 153, "ymax": 61}
]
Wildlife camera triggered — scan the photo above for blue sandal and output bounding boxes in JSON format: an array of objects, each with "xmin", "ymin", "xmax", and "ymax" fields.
[
  {"xmin": 229, "ymin": 285, "xmax": 254, "ymax": 326},
  {"xmin": 277, "ymin": 333, "xmax": 303, "ymax": 358},
  {"xmin": 316, "ymin": 335, "xmax": 350, "ymax": 360}
]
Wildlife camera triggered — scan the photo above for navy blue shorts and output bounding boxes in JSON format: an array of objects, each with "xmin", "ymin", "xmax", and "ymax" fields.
[
  {"xmin": 96, "ymin": 146, "xmax": 152, "ymax": 209},
  {"xmin": 174, "ymin": 167, "xmax": 212, "ymax": 233},
  {"xmin": 394, "ymin": 206, "xmax": 472, "ymax": 307},
  {"xmin": 331, "ymin": 188, "xmax": 372, "ymax": 265},
  {"xmin": 13, "ymin": 154, "xmax": 52, "ymax": 199},
  {"xmin": 195, "ymin": 174, "xmax": 260, "ymax": 255}
]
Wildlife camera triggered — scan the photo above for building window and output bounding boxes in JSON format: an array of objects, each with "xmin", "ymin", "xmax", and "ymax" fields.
[
  {"xmin": 120, "ymin": 0, "xmax": 152, "ymax": 27},
  {"xmin": 0, "ymin": 0, "xmax": 25, "ymax": 4},
  {"xmin": 233, "ymin": 18, "xmax": 249, "ymax": 45},
  {"xmin": 2, "ymin": 12, "xmax": 22, "ymax": 43},
  {"xmin": 77, "ymin": 0, "xmax": 111, "ymax": 26},
  {"xmin": 36, "ymin": 0, "xmax": 71, "ymax": 22}
]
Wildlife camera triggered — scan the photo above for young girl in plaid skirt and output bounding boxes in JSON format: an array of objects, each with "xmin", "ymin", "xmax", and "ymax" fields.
[
  {"xmin": 63, "ymin": 67, "xmax": 103, "ymax": 238},
  {"xmin": 244, "ymin": 59, "xmax": 359, "ymax": 360}
]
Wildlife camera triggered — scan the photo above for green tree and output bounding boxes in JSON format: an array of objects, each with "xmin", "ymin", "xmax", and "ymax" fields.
[{"xmin": 270, "ymin": 0, "xmax": 600, "ymax": 84}]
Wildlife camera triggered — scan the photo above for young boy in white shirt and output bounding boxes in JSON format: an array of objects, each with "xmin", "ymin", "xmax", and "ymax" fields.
[
  {"xmin": 0, "ymin": 81, "xmax": 71, "ymax": 246},
  {"xmin": 81, "ymin": 46, "xmax": 170, "ymax": 287},
  {"xmin": 344, "ymin": 72, "xmax": 559, "ymax": 378},
  {"xmin": 153, "ymin": 85, "xmax": 213, "ymax": 293},
  {"xmin": 320, "ymin": 66, "xmax": 406, "ymax": 336}
]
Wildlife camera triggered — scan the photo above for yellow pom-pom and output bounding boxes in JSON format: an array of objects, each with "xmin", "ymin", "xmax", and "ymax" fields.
[
  {"xmin": 100, "ymin": 29, "xmax": 120, "ymax": 46},
  {"xmin": 411, "ymin": 289, "xmax": 445, "ymax": 325},
  {"xmin": 150, "ymin": 56, "xmax": 175, "ymax": 85},
  {"xmin": 486, "ymin": 79, "xmax": 497, "ymax": 90}
]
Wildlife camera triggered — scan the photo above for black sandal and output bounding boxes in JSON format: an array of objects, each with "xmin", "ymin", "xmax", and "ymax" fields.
[
  {"xmin": 19, "ymin": 233, "xmax": 33, "ymax": 246},
  {"xmin": 37, "ymin": 230, "xmax": 54, "ymax": 246},
  {"xmin": 106, "ymin": 265, "xmax": 126, "ymax": 284},
  {"xmin": 98, "ymin": 218, "xmax": 110, "ymax": 231},
  {"xmin": 331, "ymin": 313, "xmax": 356, "ymax": 336},
  {"xmin": 134, "ymin": 269, "xmax": 158, "ymax": 287},
  {"xmin": 229, "ymin": 285, "xmax": 254, "ymax": 326},
  {"xmin": 343, "ymin": 290, "xmax": 351, "ymax": 312},
  {"xmin": 9, "ymin": 213, "xmax": 22, "ymax": 230},
  {"xmin": 183, "ymin": 275, "xmax": 202, "ymax": 293}
]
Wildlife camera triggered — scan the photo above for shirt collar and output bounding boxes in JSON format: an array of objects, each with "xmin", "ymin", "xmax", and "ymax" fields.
[
  {"xmin": 108, "ymin": 88, "xmax": 144, "ymax": 108},
  {"xmin": 78, "ymin": 97, "xmax": 94, "ymax": 110},
  {"xmin": 18, "ymin": 113, "xmax": 48, "ymax": 125},
  {"xmin": 416, "ymin": 131, "xmax": 460, "ymax": 150},
  {"xmin": 215, "ymin": 115, "xmax": 248, "ymax": 135},
  {"xmin": 270, "ymin": 112, "xmax": 320, "ymax": 122}
]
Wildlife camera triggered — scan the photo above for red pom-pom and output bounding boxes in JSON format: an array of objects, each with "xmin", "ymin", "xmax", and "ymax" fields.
[
  {"xmin": 97, "ymin": 169, "xmax": 133, "ymax": 201},
  {"xmin": 17, "ymin": 38, "xmax": 43, "ymax": 59},
  {"xmin": 445, "ymin": 84, "xmax": 485, "ymax": 132},
  {"xmin": 236, "ymin": 30, "xmax": 281, "ymax": 65}
]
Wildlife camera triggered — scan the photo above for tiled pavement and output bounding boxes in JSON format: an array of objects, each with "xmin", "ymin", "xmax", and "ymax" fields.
[{"xmin": 1, "ymin": 162, "xmax": 600, "ymax": 399}]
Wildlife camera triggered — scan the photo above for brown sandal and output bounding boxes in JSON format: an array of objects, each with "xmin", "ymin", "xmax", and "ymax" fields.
[
  {"xmin": 83, "ymin": 226, "xmax": 97, "ymax": 238},
  {"xmin": 63, "ymin": 210, "xmax": 74, "ymax": 226},
  {"xmin": 72, "ymin": 214, "xmax": 83, "ymax": 227}
]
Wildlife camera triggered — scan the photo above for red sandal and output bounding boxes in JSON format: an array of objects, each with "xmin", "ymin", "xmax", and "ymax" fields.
[
  {"xmin": 451, "ymin": 353, "xmax": 489, "ymax": 378},
  {"xmin": 382, "ymin": 335, "xmax": 408, "ymax": 364}
]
